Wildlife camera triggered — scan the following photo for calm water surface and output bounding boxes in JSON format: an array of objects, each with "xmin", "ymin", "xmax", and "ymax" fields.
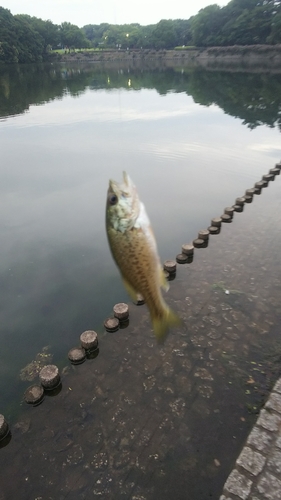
[{"xmin": 0, "ymin": 62, "xmax": 281, "ymax": 499}]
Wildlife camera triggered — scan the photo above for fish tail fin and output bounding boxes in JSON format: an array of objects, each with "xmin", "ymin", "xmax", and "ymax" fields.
[{"xmin": 152, "ymin": 307, "xmax": 182, "ymax": 343}]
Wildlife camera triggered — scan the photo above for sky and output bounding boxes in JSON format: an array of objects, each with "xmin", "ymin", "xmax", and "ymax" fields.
[{"xmin": 0, "ymin": 0, "xmax": 229, "ymax": 27}]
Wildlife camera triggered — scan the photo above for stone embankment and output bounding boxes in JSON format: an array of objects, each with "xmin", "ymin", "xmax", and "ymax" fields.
[
  {"xmin": 194, "ymin": 45, "xmax": 281, "ymax": 70},
  {"xmin": 220, "ymin": 377, "xmax": 281, "ymax": 500},
  {"xmin": 57, "ymin": 45, "xmax": 281, "ymax": 71}
]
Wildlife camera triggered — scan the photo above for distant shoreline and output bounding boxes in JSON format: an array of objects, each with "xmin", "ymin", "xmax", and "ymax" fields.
[{"xmin": 54, "ymin": 45, "xmax": 281, "ymax": 72}]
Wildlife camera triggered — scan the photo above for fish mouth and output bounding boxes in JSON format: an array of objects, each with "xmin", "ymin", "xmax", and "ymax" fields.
[{"xmin": 109, "ymin": 171, "xmax": 133, "ymax": 196}]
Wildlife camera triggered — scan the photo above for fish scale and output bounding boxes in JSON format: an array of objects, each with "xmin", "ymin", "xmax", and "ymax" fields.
[{"xmin": 108, "ymin": 227, "xmax": 164, "ymax": 317}]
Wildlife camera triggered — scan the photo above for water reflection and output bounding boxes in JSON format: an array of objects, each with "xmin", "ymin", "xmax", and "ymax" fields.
[{"xmin": 1, "ymin": 63, "xmax": 281, "ymax": 131}]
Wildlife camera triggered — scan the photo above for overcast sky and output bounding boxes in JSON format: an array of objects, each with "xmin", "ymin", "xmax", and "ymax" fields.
[{"xmin": 1, "ymin": 0, "xmax": 229, "ymax": 27}]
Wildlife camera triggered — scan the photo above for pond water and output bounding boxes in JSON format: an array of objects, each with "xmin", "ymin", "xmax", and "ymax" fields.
[{"xmin": 0, "ymin": 61, "xmax": 281, "ymax": 499}]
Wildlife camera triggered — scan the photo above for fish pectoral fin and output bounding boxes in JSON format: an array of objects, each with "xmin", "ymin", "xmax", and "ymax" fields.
[
  {"xmin": 122, "ymin": 278, "xmax": 139, "ymax": 302},
  {"xmin": 159, "ymin": 266, "xmax": 169, "ymax": 292}
]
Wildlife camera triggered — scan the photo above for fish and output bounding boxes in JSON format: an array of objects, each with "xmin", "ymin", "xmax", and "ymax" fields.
[{"xmin": 106, "ymin": 171, "xmax": 181, "ymax": 341}]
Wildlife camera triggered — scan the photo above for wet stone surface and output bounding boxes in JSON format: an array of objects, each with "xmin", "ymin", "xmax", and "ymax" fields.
[
  {"xmin": 80, "ymin": 330, "xmax": 99, "ymax": 351},
  {"xmin": 0, "ymin": 177, "xmax": 281, "ymax": 499},
  {"xmin": 104, "ymin": 317, "xmax": 120, "ymax": 332},
  {"xmin": 113, "ymin": 303, "xmax": 129, "ymax": 321},
  {"xmin": 68, "ymin": 347, "xmax": 86, "ymax": 364},
  {"xmin": 24, "ymin": 385, "xmax": 44, "ymax": 405},
  {"xmin": 39, "ymin": 364, "xmax": 60, "ymax": 389}
]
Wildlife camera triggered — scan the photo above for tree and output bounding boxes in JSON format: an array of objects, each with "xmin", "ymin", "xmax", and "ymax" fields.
[
  {"xmin": 16, "ymin": 15, "xmax": 60, "ymax": 52},
  {"xmin": 268, "ymin": 10, "xmax": 281, "ymax": 42},
  {"xmin": 82, "ymin": 24, "xmax": 110, "ymax": 47},
  {"xmin": 190, "ymin": 0, "xmax": 281, "ymax": 46},
  {"xmin": 14, "ymin": 15, "xmax": 45, "ymax": 62},
  {"xmin": 59, "ymin": 22, "xmax": 89, "ymax": 49},
  {"xmin": 190, "ymin": 5, "xmax": 225, "ymax": 46},
  {"xmin": 0, "ymin": 7, "xmax": 20, "ymax": 63},
  {"xmin": 0, "ymin": 42, "xmax": 19, "ymax": 64},
  {"xmin": 0, "ymin": 7, "xmax": 45, "ymax": 63},
  {"xmin": 173, "ymin": 19, "xmax": 193, "ymax": 46},
  {"xmin": 150, "ymin": 20, "xmax": 177, "ymax": 49}
]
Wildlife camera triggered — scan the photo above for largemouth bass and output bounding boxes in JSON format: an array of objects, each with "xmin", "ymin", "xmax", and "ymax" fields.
[{"xmin": 106, "ymin": 172, "xmax": 181, "ymax": 341}]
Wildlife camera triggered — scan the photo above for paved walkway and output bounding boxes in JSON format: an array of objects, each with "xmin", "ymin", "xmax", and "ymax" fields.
[{"xmin": 220, "ymin": 377, "xmax": 281, "ymax": 500}]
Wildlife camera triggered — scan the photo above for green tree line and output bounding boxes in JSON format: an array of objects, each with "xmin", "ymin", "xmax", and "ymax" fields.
[
  {"xmin": 1, "ymin": 1, "xmax": 281, "ymax": 64},
  {"xmin": 0, "ymin": 7, "xmax": 90, "ymax": 63},
  {"xmin": 82, "ymin": 19, "xmax": 192, "ymax": 50},
  {"xmin": 191, "ymin": 0, "xmax": 281, "ymax": 46}
]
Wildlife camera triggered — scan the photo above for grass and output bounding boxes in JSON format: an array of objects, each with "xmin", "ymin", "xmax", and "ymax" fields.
[
  {"xmin": 52, "ymin": 48, "xmax": 102, "ymax": 54},
  {"xmin": 174, "ymin": 46, "xmax": 197, "ymax": 50}
]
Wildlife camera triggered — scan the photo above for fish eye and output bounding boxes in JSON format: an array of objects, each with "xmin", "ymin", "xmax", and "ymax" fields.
[{"xmin": 109, "ymin": 193, "xmax": 118, "ymax": 206}]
